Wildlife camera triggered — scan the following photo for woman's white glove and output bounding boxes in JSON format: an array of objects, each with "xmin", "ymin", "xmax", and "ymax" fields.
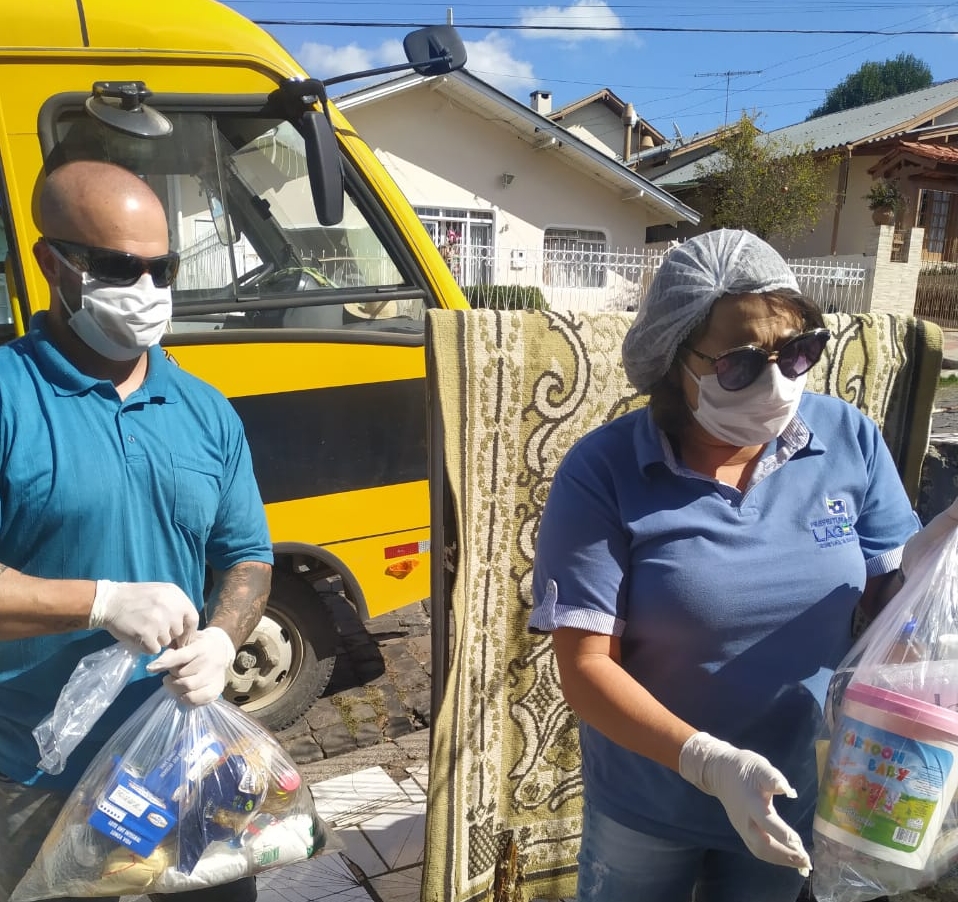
[
  {"xmin": 901, "ymin": 497, "xmax": 958, "ymax": 579},
  {"xmin": 89, "ymin": 580, "xmax": 199, "ymax": 654},
  {"xmin": 679, "ymin": 732, "xmax": 812, "ymax": 874},
  {"xmin": 146, "ymin": 627, "xmax": 235, "ymax": 706}
]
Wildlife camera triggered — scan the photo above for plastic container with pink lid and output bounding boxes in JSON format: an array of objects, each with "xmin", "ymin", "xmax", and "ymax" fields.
[{"xmin": 814, "ymin": 681, "xmax": 958, "ymax": 870}]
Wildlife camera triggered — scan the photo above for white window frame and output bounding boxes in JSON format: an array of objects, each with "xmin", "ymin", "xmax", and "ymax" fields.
[
  {"xmin": 543, "ymin": 227, "xmax": 608, "ymax": 288},
  {"xmin": 415, "ymin": 207, "xmax": 495, "ymax": 285}
]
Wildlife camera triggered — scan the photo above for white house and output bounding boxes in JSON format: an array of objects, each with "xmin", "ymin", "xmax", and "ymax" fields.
[{"xmin": 334, "ymin": 70, "xmax": 699, "ymax": 311}]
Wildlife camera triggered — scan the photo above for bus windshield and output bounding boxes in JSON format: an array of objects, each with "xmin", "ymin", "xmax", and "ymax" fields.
[{"xmin": 49, "ymin": 106, "xmax": 426, "ymax": 334}]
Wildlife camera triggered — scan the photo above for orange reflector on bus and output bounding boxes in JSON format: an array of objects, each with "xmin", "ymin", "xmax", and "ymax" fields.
[{"xmin": 385, "ymin": 559, "xmax": 419, "ymax": 579}]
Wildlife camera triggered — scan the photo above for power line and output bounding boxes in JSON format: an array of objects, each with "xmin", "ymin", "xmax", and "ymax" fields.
[
  {"xmin": 250, "ymin": 1, "xmax": 958, "ymax": 134},
  {"xmin": 696, "ymin": 0, "xmax": 956, "ymax": 121},
  {"xmin": 235, "ymin": 1, "xmax": 952, "ymax": 5},
  {"xmin": 253, "ymin": 19, "xmax": 958, "ymax": 34},
  {"xmin": 237, "ymin": 0, "xmax": 957, "ymax": 9},
  {"xmin": 694, "ymin": 69, "xmax": 762, "ymax": 124}
]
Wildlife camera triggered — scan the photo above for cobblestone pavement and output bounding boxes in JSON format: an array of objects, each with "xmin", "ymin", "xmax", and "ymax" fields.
[
  {"xmin": 275, "ymin": 587, "xmax": 433, "ymax": 784},
  {"xmin": 934, "ymin": 377, "xmax": 958, "ymax": 436}
]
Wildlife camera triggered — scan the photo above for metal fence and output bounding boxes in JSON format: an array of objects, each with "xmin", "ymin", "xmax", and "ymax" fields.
[
  {"xmin": 785, "ymin": 259, "xmax": 869, "ymax": 315},
  {"xmin": 915, "ymin": 263, "xmax": 958, "ymax": 328},
  {"xmin": 456, "ymin": 247, "xmax": 869, "ymax": 315},
  {"xmin": 176, "ymin": 234, "xmax": 872, "ymax": 317},
  {"xmin": 453, "ymin": 246, "xmax": 667, "ymax": 313},
  {"xmin": 177, "ymin": 232, "xmax": 248, "ymax": 290},
  {"xmin": 177, "ymin": 233, "xmax": 401, "ymax": 291}
]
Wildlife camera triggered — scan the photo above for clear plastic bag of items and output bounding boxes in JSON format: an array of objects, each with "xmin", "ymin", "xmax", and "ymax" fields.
[
  {"xmin": 813, "ymin": 528, "xmax": 958, "ymax": 902},
  {"xmin": 12, "ymin": 673, "xmax": 338, "ymax": 900}
]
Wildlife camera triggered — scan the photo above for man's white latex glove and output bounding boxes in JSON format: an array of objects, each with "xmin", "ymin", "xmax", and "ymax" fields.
[
  {"xmin": 902, "ymin": 497, "xmax": 958, "ymax": 579},
  {"xmin": 89, "ymin": 580, "xmax": 199, "ymax": 655},
  {"xmin": 146, "ymin": 627, "xmax": 236, "ymax": 706},
  {"xmin": 679, "ymin": 732, "xmax": 812, "ymax": 874}
]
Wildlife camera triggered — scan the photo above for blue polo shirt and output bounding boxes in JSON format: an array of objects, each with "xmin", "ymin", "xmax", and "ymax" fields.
[
  {"xmin": 0, "ymin": 314, "xmax": 273, "ymax": 789},
  {"xmin": 530, "ymin": 393, "xmax": 920, "ymax": 850}
]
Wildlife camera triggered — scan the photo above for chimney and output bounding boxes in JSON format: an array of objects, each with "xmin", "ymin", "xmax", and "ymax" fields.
[
  {"xmin": 530, "ymin": 90, "xmax": 552, "ymax": 115},
  {"xmin": 622, "ymin": 102, "xmax": 638, "ymax": 161}
]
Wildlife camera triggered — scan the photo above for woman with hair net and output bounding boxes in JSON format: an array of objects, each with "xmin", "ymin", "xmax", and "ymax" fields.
[{"xmin": 528, "ymin": 229, "xmax": 950, "ymax": 902}]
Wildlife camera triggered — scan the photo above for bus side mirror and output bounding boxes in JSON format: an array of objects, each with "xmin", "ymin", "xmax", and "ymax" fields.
[
  {"xmin": 301, "ymin": 111, "xmax": 344, "ymax": 227},
  {"xmin": 277, "ymin": 79, "xmax": 345, "ymax": 227},
  {"xmin": 278, "ymin": 23, "xmax": 465, "ymax": 228},
  {"xmin": 403, "ymin": 25, "xmax": 467, "ymax": 76}
]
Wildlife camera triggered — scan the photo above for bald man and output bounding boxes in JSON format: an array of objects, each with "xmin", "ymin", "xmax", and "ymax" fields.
[{"xmin": 0, "ymin": 160, "xmax": 272, "ymax": 902}]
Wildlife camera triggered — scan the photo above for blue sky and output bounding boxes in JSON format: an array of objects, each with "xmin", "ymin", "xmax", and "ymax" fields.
[{"xmin": 222, "ymin": 1, "xmax": 958, "ymax": 141}]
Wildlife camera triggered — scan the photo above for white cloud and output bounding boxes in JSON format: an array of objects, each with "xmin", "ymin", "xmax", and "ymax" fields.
[
  {"xmin": 295, "ymin": 39, "xmax": 406, "ymax": 80},
  {"xmin": 295, "ymin": 32, "xmax": 537, "ymax": 97},
  {"xmin": 518, "ymin": 0, "xmax": 634, "ymax": 43},
  {"xmin": 463, "ymin": 33, "xmax": 538, "ymax": 93}
]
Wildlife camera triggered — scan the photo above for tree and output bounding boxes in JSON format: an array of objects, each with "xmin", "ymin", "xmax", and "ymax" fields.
[
  {"xmin": 698, "ymin": 114, "xmax": 839, "ymax": 242},
  {"xmin": 807, "ymin": 53, "xmax": 932, "ymax": 119}
]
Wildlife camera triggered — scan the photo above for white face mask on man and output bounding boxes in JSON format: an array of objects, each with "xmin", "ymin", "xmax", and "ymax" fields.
[
  {"xmin": 51, "ymin": 247, "xmax": 172, "ymax": 361},
  {"xmin": 684, "ymin": 363, "xmax": 807, "ymax": 447}
]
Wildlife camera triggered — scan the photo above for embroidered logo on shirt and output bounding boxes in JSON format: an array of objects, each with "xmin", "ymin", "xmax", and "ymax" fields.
[{"xmin": 811, "ymin": 496, "xmax": 855, "ymax": 548}]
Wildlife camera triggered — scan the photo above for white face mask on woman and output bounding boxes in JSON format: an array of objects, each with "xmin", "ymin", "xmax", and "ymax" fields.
[
  {"xmin": 55, "ymin": 266, "xmax": 172, "ymax": 362},
  {"xmin": 683, "ymin": 362, "xmax": 807, "ymax": 447}
]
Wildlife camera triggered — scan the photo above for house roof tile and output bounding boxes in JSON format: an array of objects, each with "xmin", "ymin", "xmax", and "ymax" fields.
[
  {"xmin": 896, "ymin": 140, "xmax": 958, "ymax": 163},
  {"xmin": 652, "ymin": 79, "xmax": 958, "ymax": 187}
]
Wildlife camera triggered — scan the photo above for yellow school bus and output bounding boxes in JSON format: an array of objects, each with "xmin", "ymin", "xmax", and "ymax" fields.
[{"xmin": 0, "ymin": 0, "xmax": 469, "ymax": 728}]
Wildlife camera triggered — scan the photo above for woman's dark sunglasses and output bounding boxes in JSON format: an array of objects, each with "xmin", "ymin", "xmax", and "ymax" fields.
[
  {"xmin": 683, "ymin": 328, "xmax": 831, "ymax": 392},
  {"xmin": 46, "ymin": 238, "xmax": 180, "ymax": 289}
]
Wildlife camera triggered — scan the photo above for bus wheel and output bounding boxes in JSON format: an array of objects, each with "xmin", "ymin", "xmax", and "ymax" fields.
[{"xmin": 224, "ymin": 568, "xmax": 338, "ymax": 730}]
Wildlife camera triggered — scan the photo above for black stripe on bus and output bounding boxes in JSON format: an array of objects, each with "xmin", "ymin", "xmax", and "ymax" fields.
[{"xmin": 230, "ymin": 378, "xmax": 427, "ymax": 505}]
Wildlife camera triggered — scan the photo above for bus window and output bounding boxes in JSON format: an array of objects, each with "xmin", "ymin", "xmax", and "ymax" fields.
[{"xmin": 47, "ymin": 108, "xmax": 426, "ymax": 335}]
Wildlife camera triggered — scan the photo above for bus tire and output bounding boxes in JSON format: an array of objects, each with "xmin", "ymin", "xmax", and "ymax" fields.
[{"xmin": 225, "ymin": 568, "xmax": 338, "ymax": 730}]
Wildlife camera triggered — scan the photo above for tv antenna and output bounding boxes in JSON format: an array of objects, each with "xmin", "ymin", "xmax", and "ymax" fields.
[{"xmin": 693, "ymin": 69, "xmax": 762, "ymax": 126}]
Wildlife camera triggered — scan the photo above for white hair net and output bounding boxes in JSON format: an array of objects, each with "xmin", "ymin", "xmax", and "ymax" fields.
[{"xmin": 622, "ymin": 229, "xmax": 801, "ymax": 393}]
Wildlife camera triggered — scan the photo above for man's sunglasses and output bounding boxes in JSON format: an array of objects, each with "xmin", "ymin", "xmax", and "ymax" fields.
[
  {"xmin": 46, "ymin": 238, "xmax": 180, "ymax": 289},
  {"xmin": 683, "ymin": 328, "xmax": 831, "ymax": 392}
]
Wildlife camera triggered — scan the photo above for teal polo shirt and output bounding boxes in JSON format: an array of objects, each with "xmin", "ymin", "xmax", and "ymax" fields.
[
  {"xmin": 531, "ymin": 393, "xmax": 921, "ymax": 851},
  {"xmin": 0, "ymin": 314, "xmax": 273, "ymax": 789}
]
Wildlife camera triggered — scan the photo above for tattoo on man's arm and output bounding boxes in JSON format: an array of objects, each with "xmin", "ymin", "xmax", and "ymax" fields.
[{"xmin": 207, "ymin": 562, "xmax": 272, "ymax": 645}]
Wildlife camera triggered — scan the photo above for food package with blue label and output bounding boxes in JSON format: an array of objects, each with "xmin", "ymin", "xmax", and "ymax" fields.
[
  {"xmin": 11, "ymin": 684, "xmax": 340, "ymax": 901},
  {"xmin": 88, "ymin": 763, "xmax": 180, "ymax": 856}
]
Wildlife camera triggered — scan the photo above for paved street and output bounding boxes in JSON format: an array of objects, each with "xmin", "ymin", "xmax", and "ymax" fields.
[
  {"xmin": 275, "ymin": 587, "xmax": 433, "ymax": 785},
  {"xmin": 936, "ymin": 382, "xmax": 958, "ymax": 433}
]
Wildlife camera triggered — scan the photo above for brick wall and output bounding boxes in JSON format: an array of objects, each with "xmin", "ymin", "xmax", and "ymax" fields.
[{"xmin": 864, "ymin": 224, "xmax": 925, "ymax": 316}]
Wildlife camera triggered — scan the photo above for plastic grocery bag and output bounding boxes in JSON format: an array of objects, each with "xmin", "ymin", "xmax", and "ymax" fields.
[
  {"xmin": 812, "ymin": 527, "xmax": 958, "ymax": 902},
  {"xmin": 12, "ymin": 684, "xmax": 338, "ymax": 900},
  {"xmin": 33, "ymin": 643, "xmax": 139, "ymax": 776}
]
